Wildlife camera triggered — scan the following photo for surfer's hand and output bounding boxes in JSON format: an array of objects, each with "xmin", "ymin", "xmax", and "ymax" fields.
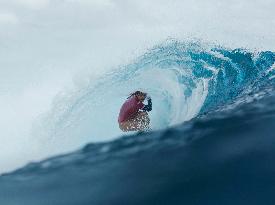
[{"xmin": 142, "ymin": 96, "xmax": 152, "ymax": 112}]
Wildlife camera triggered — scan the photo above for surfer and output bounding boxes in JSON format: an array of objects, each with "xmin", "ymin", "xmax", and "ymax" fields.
[{"xmin": 118, "ymin": 91, "xmax": 152, "ymax": 132}]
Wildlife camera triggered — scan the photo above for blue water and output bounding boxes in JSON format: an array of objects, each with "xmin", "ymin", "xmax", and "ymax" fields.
[{"xmin": 1, "ymin": 40, "xmax": 275, "ymax": 204}]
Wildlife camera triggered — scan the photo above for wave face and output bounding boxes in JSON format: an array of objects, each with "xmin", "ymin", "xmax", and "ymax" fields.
[
  {"xmin": 33, "ymin": 40, "xmax": 275, "ymax": 155},
  {"xmin": 2, "ymin": 40, "xmax": 275, "ymax": 204}
]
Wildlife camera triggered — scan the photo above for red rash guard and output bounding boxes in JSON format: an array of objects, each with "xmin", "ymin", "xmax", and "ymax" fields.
[{"xmin": 118, "ymin": 96, "xmax": 145, "ymax": 123}]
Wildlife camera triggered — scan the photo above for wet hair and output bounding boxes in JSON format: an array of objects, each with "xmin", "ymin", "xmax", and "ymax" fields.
[{"xmin": 127, "ymin": 91, "xmax": 147, "ymax": 99}]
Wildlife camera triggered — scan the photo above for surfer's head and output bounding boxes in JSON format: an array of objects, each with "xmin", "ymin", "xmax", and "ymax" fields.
[{"xmin": 128, "ymin": 91, "xmax": 147, "ymax": 102}]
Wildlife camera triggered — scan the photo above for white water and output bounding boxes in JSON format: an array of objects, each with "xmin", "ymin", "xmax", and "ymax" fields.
[{"xmin": 1, "ymin": 0, "xmax": 275, "ymax": 173}]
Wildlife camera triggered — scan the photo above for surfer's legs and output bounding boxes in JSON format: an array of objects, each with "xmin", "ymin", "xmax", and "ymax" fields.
[
  {"xmin": 134, "ymin": 111, "xmax": 150, "ymax": 130},
  {"xmin": 119, "ymin": 111, "xmax": 150, "ymax": 132}
]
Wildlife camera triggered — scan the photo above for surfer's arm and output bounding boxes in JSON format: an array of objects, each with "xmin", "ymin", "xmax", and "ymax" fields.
[{"xmin": 141, "ymin": 97, "xmax": 152, "ymax": 112}]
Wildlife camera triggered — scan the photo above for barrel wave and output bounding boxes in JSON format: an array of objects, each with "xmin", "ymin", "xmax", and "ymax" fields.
[
  {"xmin": 1, "ymin": 40, "xmax": 275, "ymax": 205},
  {"xmin": 33, "ymin": 40, "xmax": 275, "ymax": 151}
]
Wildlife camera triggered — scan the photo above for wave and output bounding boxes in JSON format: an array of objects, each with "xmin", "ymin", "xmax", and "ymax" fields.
[
  {"xmin": 31, "ymin": 39, "xmax": 275, "ymax": 156},
  {"xmin": 1, "ymin": 39, "xmax": 275, "ymax": 204}
]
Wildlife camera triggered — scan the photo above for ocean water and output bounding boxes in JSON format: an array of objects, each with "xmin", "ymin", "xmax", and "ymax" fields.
[
  {"xmin": 1, "ymin": 0, "xmax": 275, "ymax": 204},
  {"xmin": 0, "ymin": 40, "xmax": 275, "ymax": 204},
  {"xmin": 1, "ymin": 0, "xmax": 275, "ymax": 173}
]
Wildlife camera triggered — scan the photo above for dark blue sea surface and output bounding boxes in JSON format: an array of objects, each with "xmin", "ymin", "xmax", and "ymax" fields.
[{"xmin": 1, "ymin": 41, "xmax": 275, "ymax": 205}]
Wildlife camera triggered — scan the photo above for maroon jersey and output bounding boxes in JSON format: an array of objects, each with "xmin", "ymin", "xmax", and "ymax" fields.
[{"xmin": 118, "ymin": 96, "xmax": 145, "ymax": 123}]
